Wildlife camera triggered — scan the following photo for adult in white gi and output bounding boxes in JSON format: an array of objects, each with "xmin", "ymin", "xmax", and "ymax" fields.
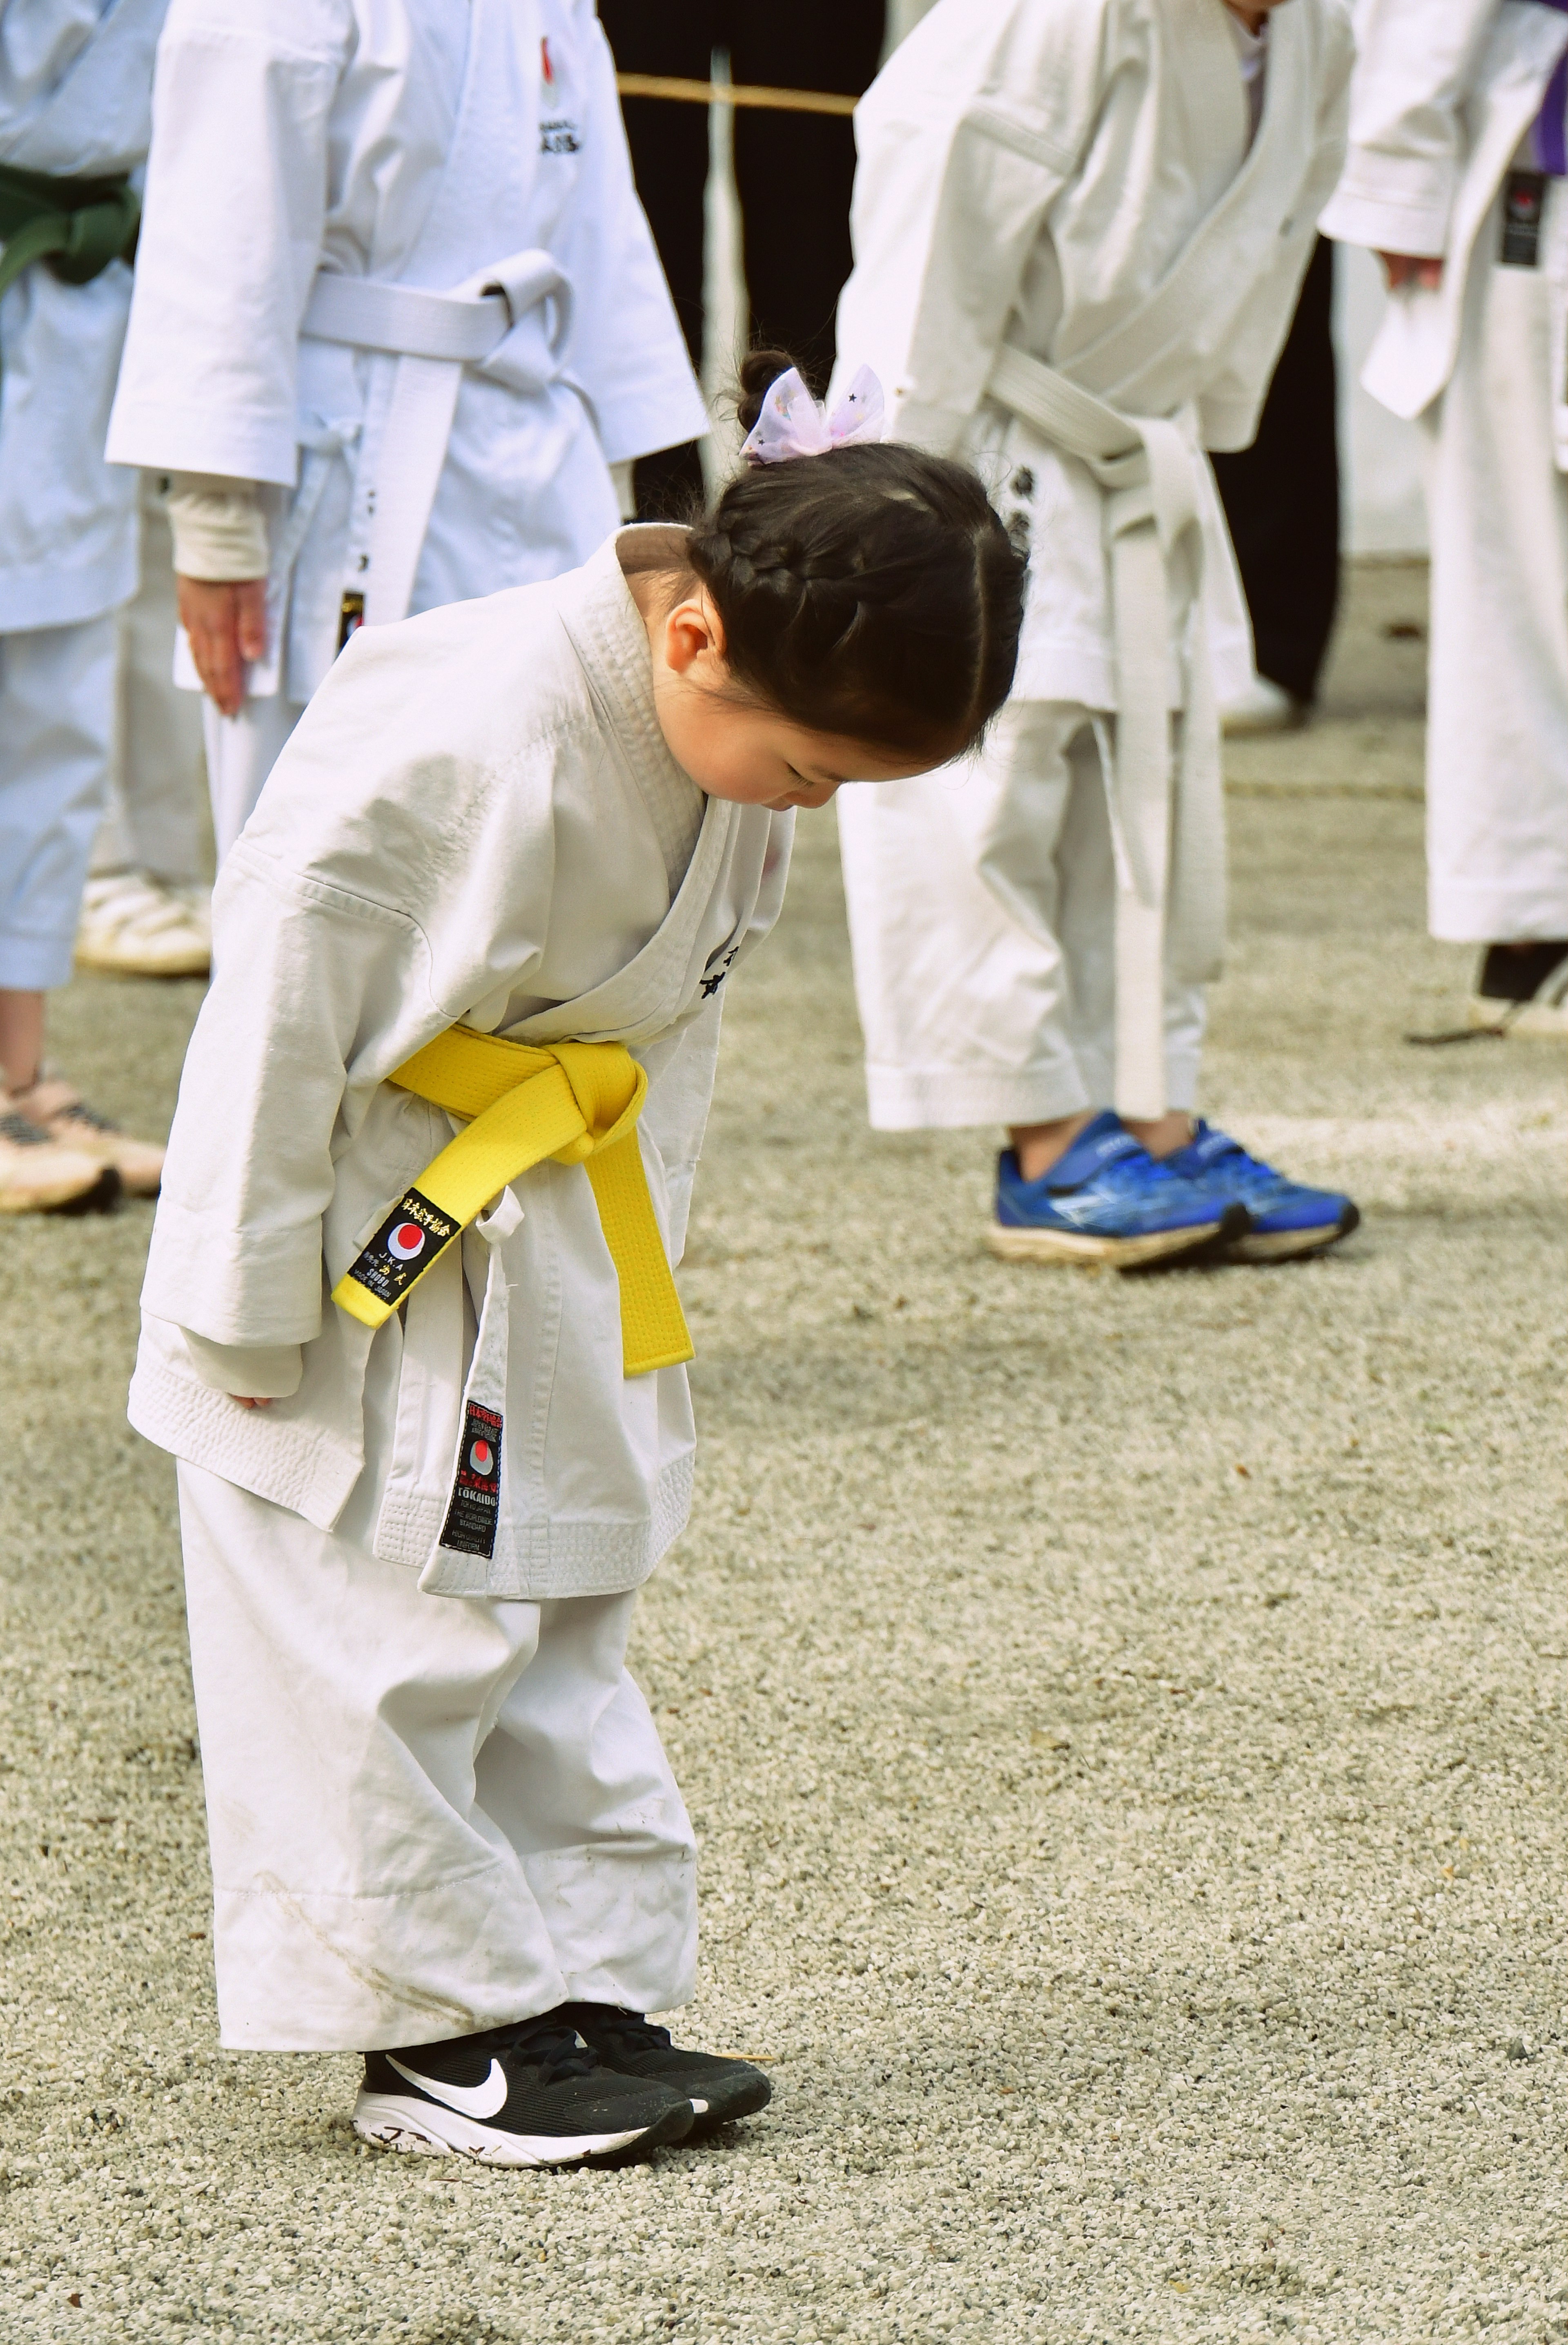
[
  {"xmin": 106, "ymin": 0, "xmax": 707, "ymax": 861},
  {"xmin": 0, "ymin": 0, "xmax": 171, "ymax": 1210},
  {"xmin": 1321, "ymin": 0, "xmax": 1568, "ymax": 1036},
  {"xmin": 831, "ymin": 0, "xmax": 1356, "ymax": 1261},
  {"xmin": 130, "ymin": 531, "xmax": 792, "ymax": 2057}
]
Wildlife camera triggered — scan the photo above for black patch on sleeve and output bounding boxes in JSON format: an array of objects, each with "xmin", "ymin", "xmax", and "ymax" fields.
[
  {"xmin": 441, "ymin": 1402, "xmax": 503, "ymax": 1558},
  {"xmin": 1501, "ymin": 169, "xmax": 1546, "ymax": 267},
  {"xmin": 343, "ymin": 1187, "xmax": 461, "ymax": 1310}
]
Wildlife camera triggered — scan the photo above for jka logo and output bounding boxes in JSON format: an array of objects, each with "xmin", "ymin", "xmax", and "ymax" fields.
[{"xmin": 343, "ymin": 1186, "xmax": 459, "ymax": 1308}]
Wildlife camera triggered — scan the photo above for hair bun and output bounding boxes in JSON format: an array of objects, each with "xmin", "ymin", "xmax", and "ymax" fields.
[{"xmin": 735, "ymin": 346, "xmax": 804, "ymax": 434}]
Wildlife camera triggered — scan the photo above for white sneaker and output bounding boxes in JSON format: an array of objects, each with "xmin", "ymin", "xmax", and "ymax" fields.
[
  {"xmin": 1221, "ymin": 675, "xmax": 1305, "ymax": 738},
  {"xmin": 77, "ymin": 871, "xmax": 211, "ymax": 978}
]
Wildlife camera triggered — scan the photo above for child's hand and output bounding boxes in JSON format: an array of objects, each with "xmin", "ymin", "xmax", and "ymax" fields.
[
  {"xmin": 177, "ymin": 575, "xmax": 269, "ymax": 716},
  {"xmin": 233, "ymin": 1395, "xmax": 272, "ymax": 1409},
  {"xmin": 1378, "ymin": 252, "xmax": 1443, "ymax": 292}
]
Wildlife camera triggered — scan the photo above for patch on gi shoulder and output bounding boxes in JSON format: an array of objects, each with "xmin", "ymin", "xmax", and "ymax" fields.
[
  {"xmin": 441, "ymin": 1402, "xmax": 503, "ymax": 1558},
  {"xmin": 1501, "ymin": 169, "xmax": 1546, "ymax": 267},
  {"xmin": 344, "ymin": 1187, "xmax": 460, "ymax": 1309}
]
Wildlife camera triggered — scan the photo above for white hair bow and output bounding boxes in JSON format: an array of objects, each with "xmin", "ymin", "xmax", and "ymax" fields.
[{"xmin": 739, "ymin": 364, "xmax": 885, "ymax": 465}]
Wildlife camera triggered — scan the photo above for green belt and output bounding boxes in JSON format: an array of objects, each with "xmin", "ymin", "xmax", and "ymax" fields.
[{"xmin": 0, "ymin": 160, "xmax": 140, "ymax": 306}]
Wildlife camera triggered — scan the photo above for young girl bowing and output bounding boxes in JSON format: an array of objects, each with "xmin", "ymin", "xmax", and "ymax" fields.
[{"xmin": 129, "ymin": 354, "xmax": 1025, "ymax": 2167}]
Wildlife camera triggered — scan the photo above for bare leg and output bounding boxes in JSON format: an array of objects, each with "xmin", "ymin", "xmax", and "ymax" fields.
[{"xmin": 0, "ymin": 989, "xmax": 44, "ymax": 1094}]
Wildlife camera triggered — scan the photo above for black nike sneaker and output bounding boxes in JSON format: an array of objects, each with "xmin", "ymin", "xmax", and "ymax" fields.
[
  {"xmin": 353, "ymin": 2013, "xmax": 694, "ymax": 2167},
  {"xmin": 557, "ymin": 2002, "xmax": 773, "ymax": 2136}
]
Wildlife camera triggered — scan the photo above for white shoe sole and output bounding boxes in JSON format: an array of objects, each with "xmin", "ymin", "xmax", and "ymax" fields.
[
  {"xmin": 985, "ymin": 1217, "xmax": 1227, "ymax": 1269},
  {"xmin": 1468, "ymin": 995, "xmax": 1568, "ymax": 1039},
  {"xmin": 76, "ymin": 942, "xmax": 211, "ymax": 978},
  {"xmin": 351, "ymin": 2089, "xmax": 664, "ymax": 2167}
]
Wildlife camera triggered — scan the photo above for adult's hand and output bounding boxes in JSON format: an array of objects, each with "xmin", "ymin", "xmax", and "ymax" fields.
[
  {"xmin": 176, "ymin": 575, "xmax": 269, "ymax": 718},
  {"xmin": 1378, "ymin": 252, "xmax": 1444, "ymax": 292}
]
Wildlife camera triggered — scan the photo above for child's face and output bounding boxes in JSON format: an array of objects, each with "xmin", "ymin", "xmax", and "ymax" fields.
[{"xmin": 638, "ymin": 580, "xmax": 942, "ymax": 811}]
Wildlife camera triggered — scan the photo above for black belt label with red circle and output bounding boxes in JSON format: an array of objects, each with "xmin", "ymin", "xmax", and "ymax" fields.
[
  {"xmin": 441, "ymin": 1401, "xmax": 503, "ymax": 1558},
  {"xmin": 344, "ymin": 1187, "xmax": 461, "ymax": 1308}
]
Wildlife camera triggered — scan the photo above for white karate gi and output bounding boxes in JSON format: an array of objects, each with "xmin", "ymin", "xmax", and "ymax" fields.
[
  {"xmin": 105, "ymin": 0, "xmax": 706, "ymax": 863},
  {"xmin": 130, "ymin": 531, "xmax": 791, "ymax": 2049},
  {"xmin": 0, "ymin": 0, "xmax": 166, "ymax": 990},
  {"xmin": 833, "ymin": 0, "xmax": 1351, "ymax": 1127},
  {"xmin": 1321, "ymin": 0, "xmax": 1568, "ymax": 944}
]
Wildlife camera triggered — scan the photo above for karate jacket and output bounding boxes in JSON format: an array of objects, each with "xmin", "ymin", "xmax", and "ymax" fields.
[
  {"xmin": 129, "ymin": 532, "xmax": 793, "ymax": 1601},
  {"xmin": 833, "ymin": 0, "xmax": 1353, "ymax": 709},
  {"xmin": 0, "ymin": 0, "xmax": 167, "ymax": 632},
  {"xmin": 1321, "ymin": 0, "xmax": 1568, "ymax": 449},
  {"xmin": 105, "ymin": 0, "xmax": 706, "ymax": 704}
]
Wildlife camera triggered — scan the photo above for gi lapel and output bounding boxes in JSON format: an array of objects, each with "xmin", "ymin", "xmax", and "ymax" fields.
[{"xmin": 1064, "ymin": 2, "xmax": 1316, "ymax": 413}]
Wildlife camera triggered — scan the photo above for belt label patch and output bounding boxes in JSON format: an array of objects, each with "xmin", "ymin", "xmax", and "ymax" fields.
[
  {"xmin": 441, "ymin": 1401, "xmax": 503, "ymax": 1558},
  {"xmin": 1501, "ymin": 169, "xmax": 1546, "ymax": 267},
  {"xmin": 343, "ymin": 1186, "xmax": 460, "ymax": 1309}
]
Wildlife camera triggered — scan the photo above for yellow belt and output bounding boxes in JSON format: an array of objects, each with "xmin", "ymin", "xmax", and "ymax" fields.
[{"xmin": 330, "ymin": 1028, "xmax": 694, "ymax": 1377}]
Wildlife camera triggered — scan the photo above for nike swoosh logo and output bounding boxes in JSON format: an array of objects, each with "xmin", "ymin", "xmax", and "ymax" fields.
[{"xmin": 387, "ymin": 2055, "xmax": 508, "ymax": 2120}]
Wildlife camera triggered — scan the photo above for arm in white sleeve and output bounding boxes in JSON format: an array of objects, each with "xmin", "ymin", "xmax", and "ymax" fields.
[
  {"xmin": 1317, "ymin": 0, "xmax": 1498, "ymax": 257},
  {"xmin": 105, "ymin": 0, "xmax": 352, "ymax": 483},
  {"xmin": 181, "ymin": 1333, "xmax": 304, "ymax": 1398},
  {"xmin": 555, "ymin": 14, "xmax": 708, "ymax": 467},
  {"xmin": 167, "ymin": 475, "xmax": 270, "ymax": 579}
]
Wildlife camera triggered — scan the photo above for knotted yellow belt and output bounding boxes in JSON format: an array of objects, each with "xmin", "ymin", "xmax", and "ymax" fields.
[{"xmin": 330, "ymin": 1028, "xmax": 694, "ymax": 1376}]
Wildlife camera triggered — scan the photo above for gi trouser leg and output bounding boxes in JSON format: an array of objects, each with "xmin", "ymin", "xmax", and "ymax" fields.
[
  {"xmin": 1423, "ymin": 183, "xmax": 1568, "ymax": 945},
  {"xmin": 93, "ymin": 476, "xmax": 209, "ymax": 886},
  {"xmin": 177, "ymin": 1462, "xmax": 697, "ymax": 2052},
  {"xmin": 837, "ymin": 700, "xmax": 1205, "ymax": 1132},
  {"xmin": 0, "ymin": 615, "xmax": 116, "ymax": 991}
]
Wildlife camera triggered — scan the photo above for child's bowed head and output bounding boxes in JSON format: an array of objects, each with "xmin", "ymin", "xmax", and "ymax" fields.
[{"xmin": 659, "ymin": 348, "xmax": 1027, "ymax": 779}]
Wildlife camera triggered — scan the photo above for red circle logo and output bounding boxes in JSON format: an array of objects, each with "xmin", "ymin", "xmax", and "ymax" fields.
[
  {"xmin": 469, "ymin": 1439, "xmax": 494, "ymax": 1476},
  {"xmin": 387, "ymin": 1223, "xmax": 425, "ymax": 1261}
]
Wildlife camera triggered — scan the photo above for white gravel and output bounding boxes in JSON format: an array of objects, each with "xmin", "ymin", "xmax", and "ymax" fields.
[{"xmin": 1, "ymin": 566, "xmax": 1563, "ymax": 2343}]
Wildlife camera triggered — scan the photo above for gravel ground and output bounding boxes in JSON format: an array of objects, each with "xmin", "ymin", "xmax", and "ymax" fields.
[{"xmin": 1, "ymin": 567, "xmax": 1563, "ymax": 2344}]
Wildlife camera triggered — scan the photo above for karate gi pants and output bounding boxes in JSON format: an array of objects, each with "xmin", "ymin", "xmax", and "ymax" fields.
[
  {"xmin": 0, "ymin": 615, "xmax": 117, "ymax": 992},
  {"xmin": 1423, "ymin": 181, "xmax": 1568, "ymax": 944},
  {"xmin": 201, "ymin": 692, "xmax": 303, "ymax": 867},
  {"xmin": 93, "ymin": 477, "xmax": 209, "ymax": 886},
  {"xmin": 178, "ymin": 1459, "xmax": 698, "ymax": 2052},
  {"xmin": 838, "ymin": 701, "xmax": 1206, "ymax": 1131}
]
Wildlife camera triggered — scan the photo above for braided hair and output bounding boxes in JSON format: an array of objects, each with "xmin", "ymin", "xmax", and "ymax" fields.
[{"xmin": 675, "ymin": 350, "xmax": 1026, "ymax": 761}]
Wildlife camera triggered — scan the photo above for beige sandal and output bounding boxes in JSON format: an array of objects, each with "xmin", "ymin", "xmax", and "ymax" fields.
[
  {"xmin": 0, "ymin": 1106, "xmax": 120, "ymax": 1215},
  {"xmin": 9, "ymin": 1077, "xmax": 165, "ymax": 1198}
]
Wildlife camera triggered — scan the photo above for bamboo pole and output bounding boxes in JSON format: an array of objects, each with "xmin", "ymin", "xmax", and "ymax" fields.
[{"xmin": 614, "ymin": 72, "xmax": 858, "ymax": 118}]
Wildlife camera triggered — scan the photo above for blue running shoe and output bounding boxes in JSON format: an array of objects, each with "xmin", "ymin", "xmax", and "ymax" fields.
[
  {"xmin": 1161, "ymin": 1120, "xmax": 1360, "ymax": 1262},
  {"xmin": 988, "ymin": 1111, "xmax": 1250, "ymax": 1269}
]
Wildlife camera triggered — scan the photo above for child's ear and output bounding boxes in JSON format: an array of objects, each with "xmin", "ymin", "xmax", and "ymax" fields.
[{"xmin": 663, "ymin": 589, "xmax": 727, "ymax": 675}]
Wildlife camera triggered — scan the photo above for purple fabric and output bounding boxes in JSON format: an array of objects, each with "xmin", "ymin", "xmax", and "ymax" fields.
[{"xmin": 1536, "ymin": 0, "xmax": 1568, "ymax": 178}]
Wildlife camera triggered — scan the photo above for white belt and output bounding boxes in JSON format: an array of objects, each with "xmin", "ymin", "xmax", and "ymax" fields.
[
  {"xmin": 303, "ymin": 250, "xmax": 573, "ymax": 628},
  {"xmin": 987, "ymin": 342, "xmax": 1226, "ymax": 1121}
]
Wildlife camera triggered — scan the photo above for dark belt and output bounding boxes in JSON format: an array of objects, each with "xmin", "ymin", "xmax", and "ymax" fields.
[{"xmin": 0, "ymin": 160, "xmax": 140, "ymax": 305}]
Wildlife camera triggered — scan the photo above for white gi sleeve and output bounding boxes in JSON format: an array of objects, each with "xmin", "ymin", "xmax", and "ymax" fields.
[
  {"xmin": 181, "ymin": 1333, "xmax": 304, "ymax": 1398},
  {"xmin": 554, "ymin": 6, "xmax": 708, "ymax": 466},
  {"xmin": 838, "ymin": 0, "xmax": 1109, "ymax": 454},
  {"xmin": 105, "ymin": 0, "xmax": 353, "ymax": 484},
  {"xmin": 1317, "ymin": 0, "xmax": 1499, "ymax": 258}
]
